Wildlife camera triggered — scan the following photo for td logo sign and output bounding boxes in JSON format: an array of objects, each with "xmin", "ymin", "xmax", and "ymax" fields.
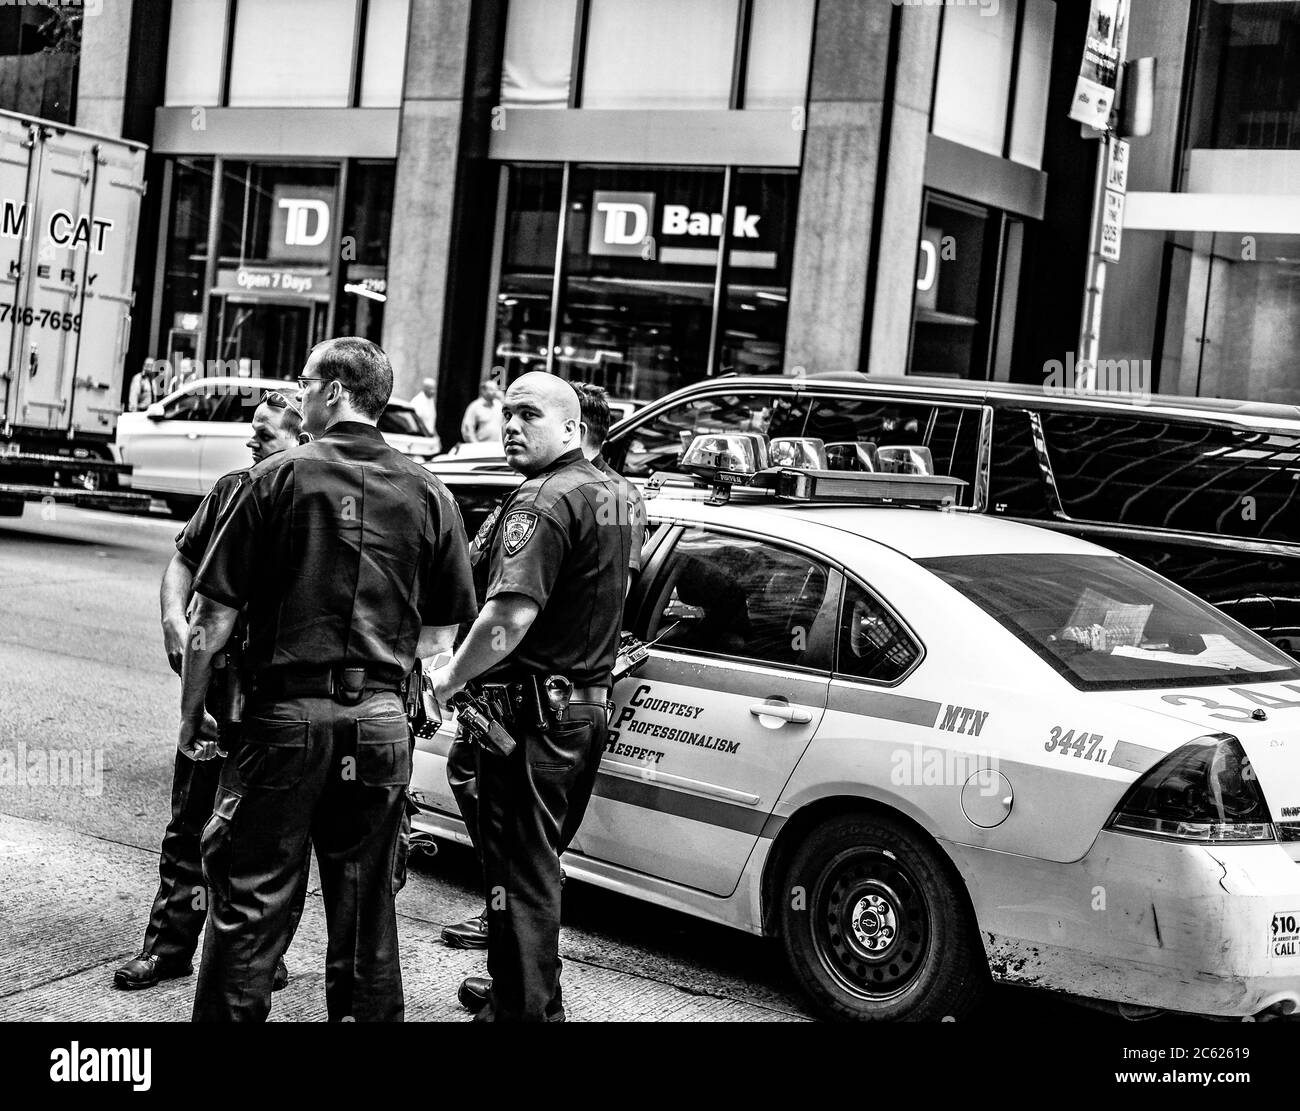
[
  {"xmin": 589, "ymin": 191, "xmax": 656, "ymax": 257},
  {"xmin": 589, "ymin": 190, "xmax": 762, "ymax": 258}
]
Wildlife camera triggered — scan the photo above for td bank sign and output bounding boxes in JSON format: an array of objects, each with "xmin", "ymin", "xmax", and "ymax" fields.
[{"xmin": 589, "ymin": 190, "xmax": 761, "ymax": 258}]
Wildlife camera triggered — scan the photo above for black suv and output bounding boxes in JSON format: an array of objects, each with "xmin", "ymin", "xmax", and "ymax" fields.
[{"xmin": 430, "ymin": 374, "xmax": 1300, "ymax": 654}]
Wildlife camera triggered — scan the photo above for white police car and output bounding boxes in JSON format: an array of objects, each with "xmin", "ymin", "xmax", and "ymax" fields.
[{"xmin": 409, "ymin": 436, "xmax": 1300, "ymax": 1021}]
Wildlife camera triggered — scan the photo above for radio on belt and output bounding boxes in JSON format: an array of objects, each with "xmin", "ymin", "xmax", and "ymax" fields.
[{"xmin": 675, "ymin": 432, "xmax": 967, "ymax": 508}]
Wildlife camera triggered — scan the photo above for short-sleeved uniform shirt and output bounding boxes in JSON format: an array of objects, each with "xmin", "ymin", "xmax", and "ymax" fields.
[
  {"xmin": 591, "ymin": 453, "xmax": 646, "ymax": 574},
  {"xmin": 474, "ymin": 448, "xmax": 632, "ymax": 688},
  {"xmin": 175, "ymin": 468, "xmax": 247, "ymax": 567},
  {"xmin": 195, "ymin": 421, "xmax": 478, "ymax": 686}
]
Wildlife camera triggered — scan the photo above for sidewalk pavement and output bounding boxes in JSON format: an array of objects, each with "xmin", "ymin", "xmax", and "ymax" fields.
[{"xmin": 0, "ymin": 814, "xmax": 805, "ymax": 1022}]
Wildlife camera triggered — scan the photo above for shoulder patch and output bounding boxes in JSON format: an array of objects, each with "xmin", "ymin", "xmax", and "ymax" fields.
[
  {"xmin": 501, "ymin": 510, "xmax": 538, "ymax": 556},
  {"xmin": 473, "ymin": 505, "xmax": 502, "ymax": 551}
]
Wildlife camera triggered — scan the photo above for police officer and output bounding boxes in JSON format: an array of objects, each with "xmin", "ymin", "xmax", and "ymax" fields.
[
  {"xmin": 440, "ymin": 381, "xmax": 644, "ymax": 953},
  {"xmin": 431, "ymin": 371, "xmax": 632, "ymax": 1022},
  {"xmin": 114, "ymin": 392, "xmax": 309, "ymax": 992},
  {"xmin": 180, "ymin": 338, "xmax": 477, "ymax": 1021}
]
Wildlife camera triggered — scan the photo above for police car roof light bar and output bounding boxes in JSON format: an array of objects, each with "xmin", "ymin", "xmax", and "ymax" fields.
[{"xmin": 775, "ymin": 468, "xmax": 966, "ymax": 508}]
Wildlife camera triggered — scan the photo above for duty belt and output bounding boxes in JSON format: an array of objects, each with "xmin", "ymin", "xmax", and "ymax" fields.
[
  {"xmin": 251, "ymin": 667, "xmax": 404, "ymax": 706},
  {"xmin": 471, "ymin": 676, "xmax": 610, "ymax": 728}
]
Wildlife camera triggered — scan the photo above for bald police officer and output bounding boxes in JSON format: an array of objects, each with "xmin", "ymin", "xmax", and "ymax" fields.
[
  {"xmin": 115, "ymin": 393, "xmax": 309, "ymax": 992},
  {"xmin": 431, "ymin": 371, "xmax": 632, "ymax": 1021},
  {"xmin": 440, "ymin": 381, "xmax": 645, "ymax": 954},
  {"xmin": 181, "ymin": 338, "xmax": 477, "ymax": 1021}
]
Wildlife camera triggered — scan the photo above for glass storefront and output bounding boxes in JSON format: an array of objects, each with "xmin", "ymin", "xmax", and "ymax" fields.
[
  {"xmin": 488, "ymin": 163, "xmax": 798, "ymax": 402},
  {"xmin": 1187, "ymin": 0, "xmax": 1300, "ymax": 149},
  {"xmin": 153, "ymin": 158, "xmax": 394, "ymax": 384},
  {"xmin": 0, "ymin": 2, "xmax": 79, "ymax": 122},
  {"xmin": 908, "ymin": 192, "xmax": 1024, "ymax": 381}
]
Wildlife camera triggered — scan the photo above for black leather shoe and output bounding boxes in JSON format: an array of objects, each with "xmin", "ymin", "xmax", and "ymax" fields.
[
  {"xmin": 272, "ymin": 957, "xmax": 289, "ymax": 991},
  {"xmin": 458, "ymin": 975, "xmax": 491, "ymax": 1014},
  {"xmin": 441, "ymin": 911, "xmax": 488, "ymax": 949},
  {"xmin": 112, "ymin": 953, "xmax": 193, "ymax": 990},
  {"xmin": 461, "ymin": 977, "xmax": 565, "ymax": 1021}
]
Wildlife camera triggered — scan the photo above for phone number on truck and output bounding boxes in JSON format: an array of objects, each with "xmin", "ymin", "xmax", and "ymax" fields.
[{"xmin": 0, "ymin": 305, "xmax": 82, "ymax": 332}]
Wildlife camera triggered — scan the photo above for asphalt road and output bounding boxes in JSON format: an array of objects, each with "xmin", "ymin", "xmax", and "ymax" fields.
[{"xmin": 0, "ymin": 503, "xmax": 1119, "ymax": 1022}]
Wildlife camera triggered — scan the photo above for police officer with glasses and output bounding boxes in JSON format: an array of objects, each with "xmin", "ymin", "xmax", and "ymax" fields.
[{"xmin": 181, "ymin": 338, "xmax": 476, "ymax": 1021}]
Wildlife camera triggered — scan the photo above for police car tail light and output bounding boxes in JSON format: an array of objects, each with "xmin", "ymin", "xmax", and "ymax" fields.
[{"xmin": 1106, "ymin": 734, "xmax": 1275, "ymax": 843}]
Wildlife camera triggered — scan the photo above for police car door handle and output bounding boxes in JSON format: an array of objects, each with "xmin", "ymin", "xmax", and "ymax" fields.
[{"xmin": 749, "ymin": 702, "xmax": 813, "ymax": 724}]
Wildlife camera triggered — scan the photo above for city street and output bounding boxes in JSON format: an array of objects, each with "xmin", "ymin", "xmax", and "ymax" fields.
[{"xmin": 0, "ymin": 504, "xmax": 1101, "ymax": 1024}]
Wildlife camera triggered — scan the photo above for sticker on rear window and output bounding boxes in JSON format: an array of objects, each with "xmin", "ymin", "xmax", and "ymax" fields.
[{"xmin": 1270, "ymin": 912, "xmax": 1300, "ymax": 959}]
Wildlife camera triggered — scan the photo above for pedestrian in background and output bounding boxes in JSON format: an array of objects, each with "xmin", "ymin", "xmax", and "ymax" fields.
[
  {"xmin": 180, "ymin": 337, "xmax": 477, "ymax": 1022},
  {"xmin": 432, "ymin": 371, "xmax": 632, "ymax": 1021},
  {"xmin": 410, "ymin": 377, "xmax": 438, "ymax": 435},
  {"xmin": 127, "ymin": 362, "xmax": 164, "ymax": 411},
  {"xmin": 115, "ymin": 392, "xmax": 310, "ymax": 993},
  {"xmin": 461, "ymin": 379, "xmax": 504, "ymax": 444}
]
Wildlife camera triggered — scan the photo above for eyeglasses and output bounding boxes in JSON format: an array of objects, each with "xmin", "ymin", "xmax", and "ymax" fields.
[
  {"xmin": 296, "ymin": 376, "xmax": 335, "ymax": 390},
  {"xmin": 265, "ymin": 391, "xmax": 303, "ymax": 417}
]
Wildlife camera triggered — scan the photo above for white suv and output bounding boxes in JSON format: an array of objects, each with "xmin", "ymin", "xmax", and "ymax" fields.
[{"xmin": 114, "ymin": 377, "xmax": 441, "ymax": 515}]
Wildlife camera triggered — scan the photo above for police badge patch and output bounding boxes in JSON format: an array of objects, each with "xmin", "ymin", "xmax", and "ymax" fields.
[{"xmin": 502, "ymin": 511, "xmax": 538, "ymax": 555}]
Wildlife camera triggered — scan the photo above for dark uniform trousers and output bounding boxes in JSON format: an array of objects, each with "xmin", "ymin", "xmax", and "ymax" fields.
[
  {"xmin": 474, "ymin": 699, "xmax": 608, "ymax": 1022},
  {"xmin": 449, "ymin": 705, "xmax": 606, "ymax": 860},
  {"xmin": 144, "ymin": 739, "xmax": 309, "ymax": 968},
  {"xmin": 193, "ymin": 691, "xmax": 413, "ymax": 1022}
]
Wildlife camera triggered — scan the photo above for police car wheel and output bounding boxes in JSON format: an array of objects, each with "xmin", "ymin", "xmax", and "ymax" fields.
[{"xmin": 779, "ymin": 812, "xmax": 986, "ymax": 1021}]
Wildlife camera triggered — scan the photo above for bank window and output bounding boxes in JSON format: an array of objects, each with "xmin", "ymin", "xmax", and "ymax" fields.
[
  {"xmin": 744, "ymin": 0, "xmax": 816, "ymax": 109},
  {"xmin": 164, "ymin": 0, "xmax": 226, "ymax": 106},
  {"xmin": 583, "ymin": 0, "xmax": 738, "ymax": 109},
  {"xmin": 651, "ymin": 529, "xmax": 833, "ymax": 671},
  {"xmin": 931, "ymin": 0, "xmax": 1056, "ymax": 169},
  {"xmin": 909, "ymin": 192, "xmax": 1018, "ymax": 381},
  {"xmin": 228, "ymin": 0, "xmax": 357, "ymax": 107},
  {"xmin": 166, "ymin": 0, "xmax": 405, "ymax": 108},
  {"xmin": 501, "ymin": 0, "xmax": 579, "ymax": 108},
  {"xmin": 837, "ymin": 581, "xmax": 920, "ymax": 684},
  {"xmin": 499, "ymin": 0, "xmax": 816, "ymax": 110},
  {"xmin": 1040, "ymin": 412, "xmax": 1300, "ymax": 545},
  {"xmin": 1187, "ymin": 0, "xmax": 1300, "ymax": 149},
  {"xmin": 359, "ymin": 0, "xmax": 410, "ymax": 107}
]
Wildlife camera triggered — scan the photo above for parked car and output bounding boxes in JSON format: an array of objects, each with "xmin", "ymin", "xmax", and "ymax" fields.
[
  {"xmin": 411, "ymin": 449, "xmax": 1300, "ymax": 1020},
  {"xmin": 429, "ymin": 373, "xmax": 1300, "ymax": 656},
  {"xmin": 114, "ymin": 377, "xmax": 442, "ymax": 515}
]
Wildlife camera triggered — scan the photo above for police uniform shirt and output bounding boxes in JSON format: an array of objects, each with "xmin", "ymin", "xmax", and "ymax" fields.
[
  {"xmin": 481, "ymin": 448, "xmax": 632, "ymax": 687},
  {"xmin": 194, "ymin": 421, "xmax": 478, "ymax": 684},
  {"xmin": 175, "ymin": 469, "xmax": 247, "ymax": 566},
  {"xmin": 591, "ymin": 453, "xmax": 646, "ymax": 574}
]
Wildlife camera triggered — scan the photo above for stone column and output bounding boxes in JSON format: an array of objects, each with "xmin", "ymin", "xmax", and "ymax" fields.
[
  {"xmin": 864, "ymin": 10, "xmax": 940, "ymax": 378},
  {"xmin": 383, "ymin": 0, "xmax": 474, "ymax": 402},
  {"xmin": 786, "ymin": 0, "xmax": 901, "ymax": 377},
  {"xmin": 76, "ymin": 0, "xmax": 134, "ymax": 137}
]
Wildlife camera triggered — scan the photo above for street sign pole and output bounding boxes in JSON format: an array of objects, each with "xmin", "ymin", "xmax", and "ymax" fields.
[{"xmin": 1073, "ymin": 0, "xmax": 1130, "ymax": 393}]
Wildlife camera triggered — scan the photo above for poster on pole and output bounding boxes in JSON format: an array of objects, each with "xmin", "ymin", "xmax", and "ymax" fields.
[{"xmin": 1069, "ymin": 0, "xmax": 1128, "ymax": 128}]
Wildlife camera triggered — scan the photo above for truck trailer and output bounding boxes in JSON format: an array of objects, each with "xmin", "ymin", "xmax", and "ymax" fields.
[{"xmin": 0, "ymin": 108, "xmax": 150, "ymax": 517}]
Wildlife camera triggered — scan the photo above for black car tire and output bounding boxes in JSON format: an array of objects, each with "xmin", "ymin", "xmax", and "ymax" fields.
[{"xmin": 779, "ymin": 811, "xmax": 987, "ymax": 1021}]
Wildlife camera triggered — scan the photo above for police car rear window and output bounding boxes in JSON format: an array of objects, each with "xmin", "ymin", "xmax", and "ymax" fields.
[{"xmin": 920, "ymin": 552, "xmax": 1300, "ymax": 691}]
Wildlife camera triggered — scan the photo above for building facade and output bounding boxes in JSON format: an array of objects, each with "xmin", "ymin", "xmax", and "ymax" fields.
[{"xmin": 18, "ymin": 0, "xmax": 1264, "ymax": 443}]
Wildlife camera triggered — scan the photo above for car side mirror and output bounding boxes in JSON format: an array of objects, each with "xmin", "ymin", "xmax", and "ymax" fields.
[{"xmin": 145, "ymin": 403, "xmax": 166, "ymax": 420}]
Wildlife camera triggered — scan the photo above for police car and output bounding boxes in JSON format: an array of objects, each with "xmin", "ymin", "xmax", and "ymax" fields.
[{"xmin": 409, "ymin": 434, "xmax": 1300, "ymax": 1021}]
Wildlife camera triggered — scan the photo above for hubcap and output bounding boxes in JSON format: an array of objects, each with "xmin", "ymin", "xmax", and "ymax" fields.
[
  {"xmin": 811, "ymin": 849, "xmax": 930, "ymax": 1001},
  {"xmin": 850, "ymin": 892, "xmax": 897, "ymax": 952}
]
